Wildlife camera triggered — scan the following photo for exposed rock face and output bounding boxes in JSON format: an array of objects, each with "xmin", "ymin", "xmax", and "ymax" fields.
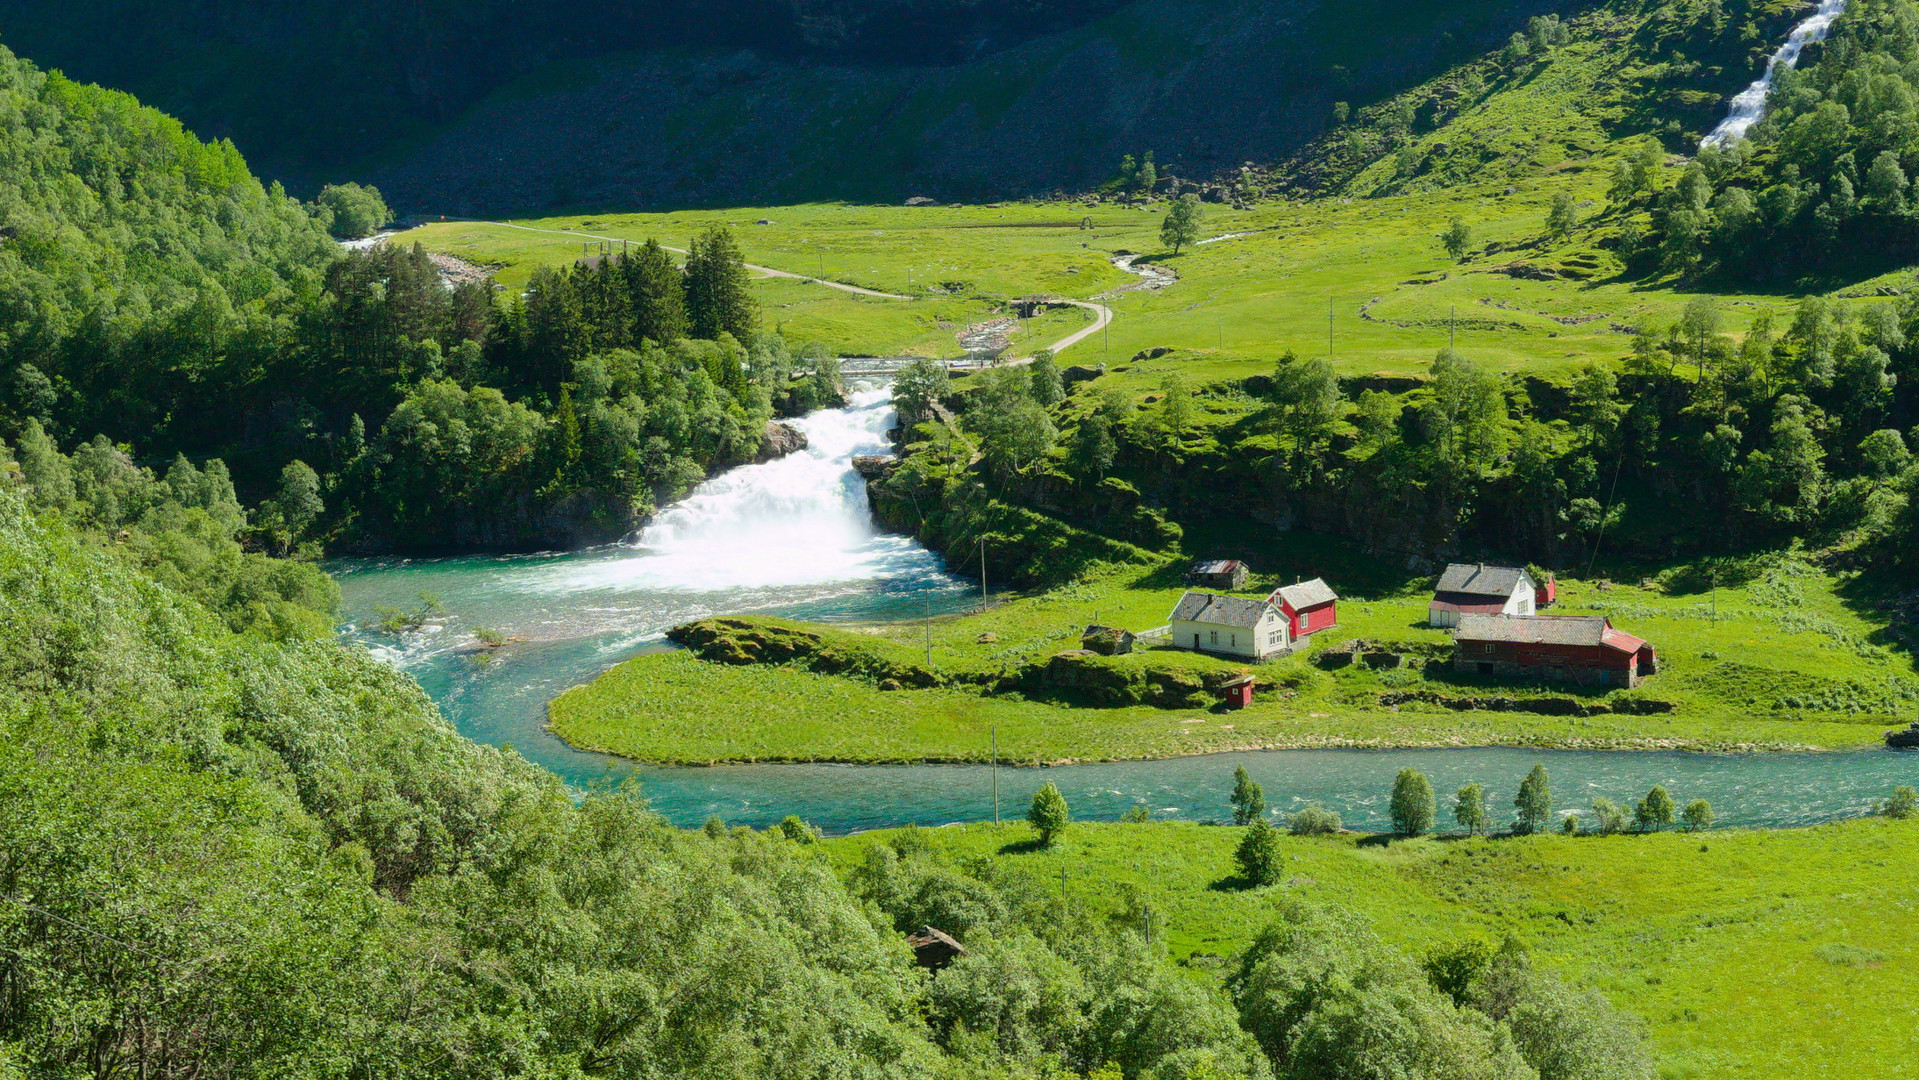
[
  {"xmin": 756, "ymin": 420, "xmax": 808, "ymax": 461},
  {"xmin": 852, "ymin": 455, "xmax": 897, "ymax": 480},
  {"xmin": 1062, "ymin": 363, "xmax": 1104, "ymax": 385},
  {"xmin": 1888, "ymin": 722, "xmax": 1919, "ymax": 749}
]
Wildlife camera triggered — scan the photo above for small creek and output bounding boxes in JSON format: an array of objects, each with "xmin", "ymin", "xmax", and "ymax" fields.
[{"xmin": 336, "ymin": 392, "xmax": 1919, "ymax": 836}]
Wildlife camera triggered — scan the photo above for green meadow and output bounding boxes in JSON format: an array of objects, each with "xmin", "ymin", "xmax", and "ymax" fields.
[
  {"xmin": 820, "ymin": 815, "xmax": 1919, "ymax": 1080},
  {"xmin": 548, "ymin": 553, "xmax": 1916, "ymax": 765}
]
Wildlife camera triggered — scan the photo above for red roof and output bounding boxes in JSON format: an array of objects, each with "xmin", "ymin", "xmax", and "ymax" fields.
[{"xmin": 1601, "ymin": 627, "xmax": 1648, "ymax": 654}]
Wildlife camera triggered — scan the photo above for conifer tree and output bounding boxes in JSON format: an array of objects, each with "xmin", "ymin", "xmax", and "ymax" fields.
[
  {"xmin": 684, "ymin": 227, "xmax": 758, "ymax": 342},
  {"xmin": 624, "ymin": 239, "xmax": 689, "ymax": 344},
  {"xmin": 1028, "ymin": 782, "xmax": 1070, "ymax": 846},
  {"xmin": 1514, "ymin": 764, "xmax": 1552, "ymax": 834}
]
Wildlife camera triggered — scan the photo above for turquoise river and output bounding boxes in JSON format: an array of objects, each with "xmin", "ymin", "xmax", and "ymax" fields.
[{"xmin": 335, "ymin": 390, "xmax": 1919, "ymax": 834}]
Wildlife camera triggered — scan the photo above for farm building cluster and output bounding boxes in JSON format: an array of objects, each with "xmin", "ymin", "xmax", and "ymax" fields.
[{"xmin": 1157, "ymin": 559, "xmax": 1656, "ymax": 689}]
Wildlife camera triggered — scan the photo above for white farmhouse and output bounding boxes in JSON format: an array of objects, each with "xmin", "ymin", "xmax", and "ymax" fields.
[
  {"xmin": 1168, "ymin": 591, "xmax": 1291, "ymax": 660},
  {"xmin": 1428, "ymin": 563, "xmax": 1538, "ymax": 628}
]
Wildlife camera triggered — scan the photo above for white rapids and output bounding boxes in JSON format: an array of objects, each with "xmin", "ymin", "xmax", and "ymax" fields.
[
  {"xmin": 1702, "ymin": 0, "xmax": 1849, "ymax": 149},
  {"xmin": 513, "ymin": 387, "xmax": 930, "ymax": 595}
]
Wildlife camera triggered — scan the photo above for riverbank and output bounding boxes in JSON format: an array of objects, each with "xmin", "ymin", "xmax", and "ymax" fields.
[
  {"xmin": 547, "ymin": 556, "xmax": 1917, "ymax": 765},
  {"xmin": 819, "ymin": 814, "xmax": 1919, "ymax": 1080}
]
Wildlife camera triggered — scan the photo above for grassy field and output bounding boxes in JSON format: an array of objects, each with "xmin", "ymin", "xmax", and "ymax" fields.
[
  {"xmin": 819, "ymin": 815, "xmax": 1919, "ymax": 1080},
  {"xmin": 548, "ymin": 553, "xmax": 1917, "ymax": 765}
]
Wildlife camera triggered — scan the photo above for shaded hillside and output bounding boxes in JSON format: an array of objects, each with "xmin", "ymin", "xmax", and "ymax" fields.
[
  {"xmin": 367, "ymin": 0, "xmax": 1596, "ymax": 212},
  {"xmin": 0, "ymin": 0, "xmax": 1134, "ymax": 186}
]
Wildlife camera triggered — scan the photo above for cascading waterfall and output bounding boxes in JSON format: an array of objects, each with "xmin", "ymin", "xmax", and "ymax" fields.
[
  {"xmin": 513, "ymin": 386, "xmax": 937, "ymax": 595},
  {"xmin": 1701, "ymin": 0, "xmax": 1849, "ymax": 149}
]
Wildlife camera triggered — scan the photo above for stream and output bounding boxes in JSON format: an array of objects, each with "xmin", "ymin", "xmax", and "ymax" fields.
[
  {"xmin": 336, "ymin": 391, "xmax": 1919, "ymax": 835},
  {"xmin": 1702, "ymin": 0, "xmax": 1848, "ymax": 148}
]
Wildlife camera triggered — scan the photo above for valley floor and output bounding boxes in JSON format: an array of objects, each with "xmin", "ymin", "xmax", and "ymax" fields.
[
  {"xmin": 821, "ymin": 815, "xmax": 1919, "ymax": 1080},
  {"xmin": 548, "ymin": 556, "xmax": 1915, "ymax": 765}
]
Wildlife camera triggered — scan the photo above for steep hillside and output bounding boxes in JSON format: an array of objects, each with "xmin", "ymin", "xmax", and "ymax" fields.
[{"xmin": 367, "ymin": 0, "xmax": 1595, "ymax": 212}]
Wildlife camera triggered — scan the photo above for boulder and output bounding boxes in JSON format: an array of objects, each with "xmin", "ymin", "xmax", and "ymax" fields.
[
  {"xmin": 1062, "ymin": 364, "xmax": 1105, "ymax": 385},
  {"xmin": 756, "ymin": 421, "xmax": 808, "ymax": 462},
  {"xmin": 905, "ymin": 196, "xmax": 936, "ymax": 206},
  {"xmin": 1131, "ymin": 347, "xmax": 1173, "ymax": 361},
  {"xmin": 852, "ymin": 455, "xmax": 896, "ymax": 479}
]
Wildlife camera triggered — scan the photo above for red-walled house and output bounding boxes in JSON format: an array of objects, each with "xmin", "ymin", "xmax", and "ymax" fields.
[
  {"xmin": 1271, "ymin": 578, "xmax": 1339, "ymax": 640},
  {"xmin": 1452, "ymin": 614, "xmax": 1657, "ymax": 688}
]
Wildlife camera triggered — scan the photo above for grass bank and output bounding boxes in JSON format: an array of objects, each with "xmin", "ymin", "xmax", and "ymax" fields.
[
  {"xmin": 819, "ymin": 815, "xmax": 1919, "ymax": 1080},
  {"xmin": 548, "ymin": 554, "xmax": 1915, "ymax": 765}
]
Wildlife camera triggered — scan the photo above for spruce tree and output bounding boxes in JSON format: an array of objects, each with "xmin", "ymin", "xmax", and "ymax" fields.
[
  {"xmin": 1230, "ymin": 766, "xmax": 1267, "ymax": 825},
  {"xmin": 1235, "ymin": 819, "xmax": 1284, "ymax": 886},
  {"xmin": 684, "ymin": 227, "xmax": 758, "ymax": 342},
  {"xmin": 625, "ymin": 239, "xmax": 689, "ymax": 344}
]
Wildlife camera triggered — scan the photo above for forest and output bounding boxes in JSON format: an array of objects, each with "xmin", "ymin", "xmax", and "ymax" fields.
[{"xmin": 0, "ymin": 43, "xmax": 815, "ymax": 551}]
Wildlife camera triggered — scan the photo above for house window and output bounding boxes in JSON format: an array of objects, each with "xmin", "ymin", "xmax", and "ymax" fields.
[
  {"xmin": 1209, "ymin": 630, "xmax": 1218, "ymax": 646},
  {"xmin": 1230, "ymin": 634, "xmax": 1237, "ymax": 648},
  {"xmin": 1483, "ymin": 644, "xmax": 1495, "ymax": 654}
]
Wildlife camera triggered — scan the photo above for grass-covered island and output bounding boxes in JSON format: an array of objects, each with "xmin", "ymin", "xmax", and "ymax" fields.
[{"xmin": 548, "ymin": 555, "xmax": 1918, "ymax": 765}]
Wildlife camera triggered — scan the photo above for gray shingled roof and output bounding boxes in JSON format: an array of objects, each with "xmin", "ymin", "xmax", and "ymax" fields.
[
  {"xmin": 1455, "ymin": 614, "xmax": 1606, "ymax": 646},
  {"xmin": 1170, "ymin": 591, "xmax": 1273, "ymax": 629},
  {"xmin": 1435, "ymin": 563, "xmax": 1530, "ymax": 599},
  {"xmin": 1275, "ymin": 578, "xmax": 1337, "ymax": 609}
]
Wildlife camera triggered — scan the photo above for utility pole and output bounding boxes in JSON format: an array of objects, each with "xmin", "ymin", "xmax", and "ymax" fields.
[
  {"xmin": 992, "ymin": 726, "xmax": 1000, "ymax": 824},
  {"xmin": 979, "ymin": 537, "xmax": 988, "ymax": 611}
]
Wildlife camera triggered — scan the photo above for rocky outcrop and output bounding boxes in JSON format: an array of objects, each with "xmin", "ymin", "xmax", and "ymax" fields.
[
  {"xmin": 1887, "ymin": 722, "xmax": 1919, "ymax": 749},
  {"xmin": 756, "ymin": 420, "xmax": 808, "ymax": 462},
  {"xmin": 852, "ymin": 455, "xmax": 897, "ymax": 480}
]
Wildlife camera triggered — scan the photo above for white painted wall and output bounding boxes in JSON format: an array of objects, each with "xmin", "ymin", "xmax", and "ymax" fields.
[{"xmin": 1170, "ymin": 609, "xmax": 1288, "ymax": 659}]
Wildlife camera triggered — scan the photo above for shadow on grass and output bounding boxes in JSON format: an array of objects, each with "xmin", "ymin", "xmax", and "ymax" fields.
[
  {"xmin": 997, "ymin": 838, "xmax": 1048, "ymax": 855},
  {"xmin": 1208, "ymin": 874, "xmax": 1255, "ymax": 892}
]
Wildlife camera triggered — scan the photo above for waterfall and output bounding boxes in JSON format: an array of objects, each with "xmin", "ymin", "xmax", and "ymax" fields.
[
  {"xmin": 1701, "ymin": 0, "xmax": 1849, "ymax": 149},
  {"xmin": 514, "ymin": 386, "xmax": 939, "ymax": 595}
]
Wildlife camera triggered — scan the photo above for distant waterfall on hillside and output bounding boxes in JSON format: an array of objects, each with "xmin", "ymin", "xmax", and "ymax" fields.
[{"xmin": 1701, "ymin": 0, "xmax": 1849, "ymax": 149}]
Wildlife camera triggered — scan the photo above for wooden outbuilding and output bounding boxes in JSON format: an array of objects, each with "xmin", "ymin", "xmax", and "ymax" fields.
[
  {"xmin": 1429, "ymin": 563, "xmax": 1539, "ymax": 627},
  {"xmin": 906, "ymin": 926, "xmax": 968, "ymax": 969},
  {"xmin": 1186, "ymin": 559, "xmax": 1249, "ymax": 590},
  {"xmin": 1452, "ymin": 614, "xmax": 1656, "ymax": 688}
]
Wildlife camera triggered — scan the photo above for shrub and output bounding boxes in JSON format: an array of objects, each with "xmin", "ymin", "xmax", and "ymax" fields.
[
  {"xmin": 1880, "ymin": 785, "xmax": 1917, "ymax": 819},
  {"xmin": 1682, "ymin": 799, "xmax": 1714, "ymax": 832},
  {"xmin": 1235, "ymin": 820, "xmax": 1285, "ymax": 886},
  {"xmin": 1028, "ymin": 782, "xmax": 1070, "ymax": 845},
  {"xmin": 1589, "ymin": 798, "xmax": 1628, "ymax": 835},
  {"xmin": 1288, "ymin": 803, "xmax": 1342, "ymax": 836},
  {"xmin": 1634, "ymin": 786, "xmax": 1676, "ymax": 831}
]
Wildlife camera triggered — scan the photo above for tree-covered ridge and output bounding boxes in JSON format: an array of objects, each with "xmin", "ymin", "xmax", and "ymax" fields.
[
  {"xmin": 0, "ymin": 40, "xmax": 804, "ymax": 553},
  {"xmin": 0, "ymin": 45, "xmax": 336, "ymax": 446}
]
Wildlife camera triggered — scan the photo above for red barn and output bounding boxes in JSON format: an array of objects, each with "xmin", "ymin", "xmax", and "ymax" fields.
[
  {"xmin": 1453, "ymin": 614, "xmax": 1655, "ymax": 688},
  {"xmin": 1271, "ymin": 578, "xmax": 1339, "ymax": 640}
]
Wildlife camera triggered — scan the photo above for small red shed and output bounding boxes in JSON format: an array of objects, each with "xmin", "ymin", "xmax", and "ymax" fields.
[
  {"xmin": 1535, "ymin": 573, "xmax": 1557, "ymax": 609},
  {"xmin": 1219, "ymin": 674, "xmax": 1257, "ymax": 709},
  {"xmin": 1271, "ymin": 578, "xmax": 1339, "ymax": 640}
]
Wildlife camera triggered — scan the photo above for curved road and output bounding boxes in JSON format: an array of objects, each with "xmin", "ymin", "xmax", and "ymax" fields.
[{"xmin": 418, "ymin": 216, "xmax": 1116, "ymax": 361}]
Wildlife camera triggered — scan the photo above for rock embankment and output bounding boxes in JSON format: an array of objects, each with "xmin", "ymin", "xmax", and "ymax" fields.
[{"xmin": 1887, "ymin": 721, "xmax": 1919, "ymax": 748}]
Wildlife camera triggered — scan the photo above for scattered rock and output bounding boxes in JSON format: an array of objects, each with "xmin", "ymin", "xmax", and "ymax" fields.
[
  {"xmin": 905, "ymin": 196, "xmax": 936, "ymax": 206},
  {"xmin": 1132, "ymin": 346, "xmax": 1173, "ymax": 361},
  {"xmin": 755, "ymin": 218, "xmax": 774, "ymax": 225},
  {"xmin": 976, "ymin": 632, "xmax": 999, "ymax": 644},
  {"xmin": 878, "ymin": 678, "xmax": 902, "ymax": 692}
]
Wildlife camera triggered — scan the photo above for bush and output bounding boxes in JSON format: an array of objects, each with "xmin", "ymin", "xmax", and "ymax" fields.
[
  {"xmin": 1287, "ymin": 803, "xmax": 1342, "ymax": 836},
  {"xmin": 1881, "ymin": 785, "xmax": 1918, "ymax": 819},
  {"xmin": 1028, "ymin": 782, "xmax": 1070, "ymax": 845},
  {"xmin": 1682, "ymin": 799, "xmax": 1714, "ymax": 832},
  {"xmin": 1235, "ymin": 820, "xmax": 1285, "ymax": 886}
]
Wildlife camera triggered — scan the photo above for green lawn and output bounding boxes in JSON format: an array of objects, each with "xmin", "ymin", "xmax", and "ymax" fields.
[
  {"xmin": 820, "ymin": 815, "xmax": 1919, "ymax": 1080},
  {"xmin": 548, "ymin": 555, "xmax": 1915, "ymax": 765}
]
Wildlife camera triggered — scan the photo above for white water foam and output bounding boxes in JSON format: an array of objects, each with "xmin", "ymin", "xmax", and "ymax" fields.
[
  {"xmin": 1702, "ymin": 0, "xmax": 1849, "ymax": 149},
  {"xmin": 511, "ymin": 387, "xmax": 930, "ymax": 595}
]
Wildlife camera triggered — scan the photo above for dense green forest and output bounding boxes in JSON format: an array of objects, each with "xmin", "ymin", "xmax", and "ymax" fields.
[{"xmin": 0, "ymin": 44, "xmax": 815, "ymax": 551}]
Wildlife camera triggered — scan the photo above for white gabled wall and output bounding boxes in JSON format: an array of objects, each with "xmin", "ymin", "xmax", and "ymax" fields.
[{"xmin": 1170, "ymin": 610, "xmax": 1287, "ymax": 659}]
